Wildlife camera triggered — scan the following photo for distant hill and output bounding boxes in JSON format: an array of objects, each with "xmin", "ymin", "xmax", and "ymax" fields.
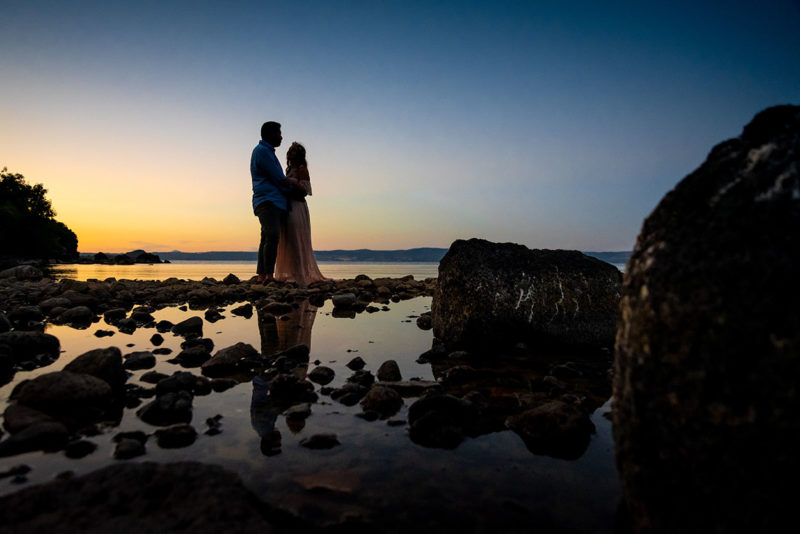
[{"xmin": 149, "ymin": 248, "xmax": 631, "ymax": 264}]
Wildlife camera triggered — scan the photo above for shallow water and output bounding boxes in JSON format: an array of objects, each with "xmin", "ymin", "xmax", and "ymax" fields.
[
  {"xmin": 47, "ymin": 261, "xmax": 441, "ymax": 282},
  {"xmin": 0, "ymin": 297, "xmax": 619, "ymax": 533}
]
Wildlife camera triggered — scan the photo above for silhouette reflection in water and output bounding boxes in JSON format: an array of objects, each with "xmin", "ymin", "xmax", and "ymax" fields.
[{"xmin": 250, "ymin": 299, "xmax": 319, "ymax": 455}]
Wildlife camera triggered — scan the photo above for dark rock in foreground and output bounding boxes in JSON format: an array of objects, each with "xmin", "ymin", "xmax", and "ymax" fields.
[
  {"xmin": 0, "ymin": 462, "xmax": 277, "ymax": 533},
  {"xmin": 614, "ymin": 105, "xmax": 800, "ymax": 534},
  {"xmin": 506, "ymin": 400, "xmax": 594, "ymax": 460},
  {"xmin": 432, "ymin": 238, "xmax": 621, "ymax": 351}
]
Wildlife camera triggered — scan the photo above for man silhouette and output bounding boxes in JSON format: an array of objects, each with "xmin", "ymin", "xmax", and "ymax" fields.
[{"xmin": 251, "ymin": 121, "xmax": 290, "ymax": 283}]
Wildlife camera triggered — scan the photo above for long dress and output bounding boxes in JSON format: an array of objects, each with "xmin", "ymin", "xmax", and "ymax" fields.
[{"xmin": 274, "ymin": 165, "xmax": 327, "ymax": 287}]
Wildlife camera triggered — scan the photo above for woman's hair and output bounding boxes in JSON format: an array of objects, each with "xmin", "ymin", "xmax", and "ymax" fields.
[{"xmin": 286, "ymin": 142, "xmax": 307, "ymax": 170}]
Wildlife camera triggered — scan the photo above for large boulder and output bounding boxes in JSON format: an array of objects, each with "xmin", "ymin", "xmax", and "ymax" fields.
[
  {"xmin": 64, "ymin": 347, "xmax": 127, "ymax": 395},
  {"xmin": 613, "ymin": 105, "xmax": 800, "ymax": 533},
  {"xmin": 0, "ymin": 462, "xmax": 277, "ymax": 532},
  {"xmin": 0, "ymin": 331, "xmax": 60, "ymax": 363},
  {"xmin": 14, "ymin": 371, "xmax": 113, "ymax": 418},
  {"xmin": 432, "ymin": 238, "xmax": 621, "ymax": 351},
  {"xmin": 505, "ymin": 400, "xmax": 595, "ymax": 460}
]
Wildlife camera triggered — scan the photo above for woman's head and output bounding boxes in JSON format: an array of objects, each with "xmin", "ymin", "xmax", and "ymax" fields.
[{"xmin": 286, "ymin": 142, "xmax": 307, "ymax": 168}]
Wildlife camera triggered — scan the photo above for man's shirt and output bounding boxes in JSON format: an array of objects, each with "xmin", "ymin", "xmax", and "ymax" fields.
[{"xmin": 251, "ymin": 140, "xmax": 289, "ymax": 212}]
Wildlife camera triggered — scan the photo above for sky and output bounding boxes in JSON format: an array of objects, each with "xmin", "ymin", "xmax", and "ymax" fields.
[{"xmin": 1, "ymin": 0, "xmax": 798, "ymax": 253}]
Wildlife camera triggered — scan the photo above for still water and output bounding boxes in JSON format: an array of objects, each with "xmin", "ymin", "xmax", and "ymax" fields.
[
  {"xmin": 48, "ymin": 261, "xmax": 440, "ymax": 282},
  {"xmin": 0, "ymin": 294, "xmax": 619, "ymax": 532}
]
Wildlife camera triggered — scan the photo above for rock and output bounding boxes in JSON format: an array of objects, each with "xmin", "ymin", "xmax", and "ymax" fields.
[
  {"xmin": 155, "ymin": 319, "xmax": 174, "ymax": 332},
  {"xmin": 155, "ymin": 371, "xmax": 202, "ymax": 395},
  {"xmin": 0, "ymin": 462, "xmax": 276, "ymax": 532},
  {"xmin": 346, "ymin": 356, "xmax": 366, "ymax": 370},
  {"xmin": 39, "ymin": 297, "xmax": 72, "ymax": 313},
  {"xmin": 0, "ymin": 265, "xmax": 43, "ymax": 280},
  {"xmin": 330, "ymin": 382, "xmax": 369, "ymax": 406},
  {"xmin": 140, "ymin": 370, "xmax": 169, "ymax": 384},
  {"xmin": 114, "ymin": 253, "xmax": 134, "ymax": 265},
  {"xmin": 347, "ymin": 370, "xmax": 375, "ymax": 388},
  {"xmin": 155, "ymin": 423, "xmax": 197, "ymax": 448},
  {"xmin": 382, "ymin": 380, "xmax": 442, "ymax": 397},
  {"xmin": 2, "ymin": 404, "xmax": 54, "ymax": 434},
  {"xmin": 376, "ymin": 360, "xmax": 402, "ymax": 381},
  {"xmin": 222, "ymin": 273, "xmax": 240, "ymax": 285},
  {"xmin": 93, "ymin": 329, "xmax": 115, "ymax": 338},
  {"xmin": 60, "ymin": 290, "xmax": 98, "ymax": 309},
  {"xmin": 332, "ymin": 293, "xmax": 357, "ymax": 309},
  {"xmin": 64, "ymin": 439, "xmax": 97, "ymax": 459},
  {"xmin": 276, "ymin": 344, "xmax": 310, "ymax": 363},
  {"xmin": 171, "ymin": 316, "xmax": 203, "ymax": 337},
  {"xmin": 150, "ymin": 333, "xmax": 164, "ymax": 345},
  {"xmin": 204, "ymin": 308, "xmax": 224, "ymax": 322},
  {"xmin": 130, "ymin": 309, "xmax": 155, "ymax": 324},
  {"xmin": 613, "ymin": 105, "xmax": 800, "ymax": 534},
  {"xmin": 202, "ymin": 342, "xmax": 260, "ymax": 377},
  {"xmin": 432, "ymin": 238, "xmax": 621, "ymax": 351},
  {"xmin": 123, "ymin": 351, "xmax": 156, "ymax": 370},
  {"xmin": 64, "ymin": 347, "xmax": 127, "ymax": 395},
  {"xmin": 506, "ymin": 400, "xmax": 595, "ymax": 460},
  {"xmin": 0, "ymin": 331, "xmax": 60, "ymax": 363},
  {"xmin": 408, "ymin": 394, "xmax": 478, "ymax": 449},
  {"xmin": 0, "ymin": 312, "xmax": 10, "ymax": 333},
  {"xmin": 300, "ymin": 433, "xmax": 340, "ymax": 449},
  {"xmin": 137, "ymin": 390, "xmax": 193, "ymax": 426},
  {"xmin": 416, "ymin": 313, "xmax": 433, "ymax": 330},
  {"xmin": 171, "ymin": 345, "xmax": 211, "ymax": 367},
  {"xmin": 284, "ymin": 403, "xmax": 312, "ymax": 420},
  {"xmin": 181, "ymin": 337, "xmax": 214, "ymax": 353},
  {"xmin": 116, "ymin": 317, "xmax": 137, "ymax": 333},
  {"xmin": 15, "ymin": 371, "xmax": 113, "ymax": 419},
  {"xmin": 114, "ymin": 437, "xmax": 146, "ymax": 460},
  {"xmin": 210, "ymin": 378, "xmax": 238, "ymax": 392},
  {"xmin": 268, "ymin": 373, "xmax": 317, "ymax": 405},
  {"xmin": 8, "ymin": 305, "xmax": 44, "ymax": 326},
  {"xmin": 231, "ymin": 303, "xmax": 253, "ymax": 318},
  {"xmin": 0, "ymin": 421, "xmax": 69, "ymax": 457},
  {"xmin": 308, "ymin": 366, "xmax": 335, "ymax": 385},
  {"xmin": 103, "ymin": 308, "xmax": 127, "ymax": 324},
  {"xmin": 133, "ymin": 252, "xmax": 161, "ymax": 264},
  {"xmin": 260, "ymin": 301, "xmax": 293, "ymax": 315},
  {"xmin": 360, "ymin": 385, "xmax": 403, "ymax": 418}
]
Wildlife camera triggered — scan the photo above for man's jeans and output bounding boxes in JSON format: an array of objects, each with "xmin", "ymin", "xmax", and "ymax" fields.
[{"xmin": 255, "ymin": 201, "xmax": 284, "ymax": 276}]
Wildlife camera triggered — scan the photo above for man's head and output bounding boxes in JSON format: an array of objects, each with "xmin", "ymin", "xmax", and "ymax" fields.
[{"xmin": 261, "ymin": 121, "xmax": 282, "ymax": 147}]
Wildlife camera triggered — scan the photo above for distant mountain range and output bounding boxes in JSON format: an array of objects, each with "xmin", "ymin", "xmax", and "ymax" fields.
[{"xmin": 144, "ymin": 248, "xmax": 631, "ymax": 264}]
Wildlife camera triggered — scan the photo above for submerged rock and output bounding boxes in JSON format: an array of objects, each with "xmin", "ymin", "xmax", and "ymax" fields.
[
  {"xmin": 407, "ymin": 393, "xmax": 478, "ymax": 449},
  {"xmin": 614, "ymin": 105, "xmax": 800, "ymax": 534},
  {"xmin": 432, "ymin": 238, "xmax": 621, "ymax": 351}
]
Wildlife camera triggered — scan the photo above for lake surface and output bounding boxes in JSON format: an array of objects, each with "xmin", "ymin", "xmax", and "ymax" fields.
[
  {"xmin": 48, "ymin": 261, "xmax": 441, "ymax": 282},
  {"xmin": 0, "ymin": 295, "xmax": 620, "ymax": 532}
]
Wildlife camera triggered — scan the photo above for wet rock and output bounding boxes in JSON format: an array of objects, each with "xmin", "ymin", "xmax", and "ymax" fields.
[
  {"xmin": 171, "ymin": 345, "xmax": 211, "ymax": 368},
  {"xmin": 347, "ymin": 370, "xmax": 375, "ymax": 388},
  {"xmin": 155, "ymin": 423, "xmax": 197, "ymax": 448},
  {"xmin": 231, "ymin": 303, "xmax": 253, "ymax": 318},
  {"xmin": 0, "ymin": 462, "xmax": 276, "ymax": 531},
  {"xmin": 308, "ymin": 366, "xmax": 335, "ymax": 385},
  {"xmin": 181, "ymin": 337, "xmax": 214, "ymax": 353},
  {"xmin": 2, "ymin": 404, "xmax": 54, "ymax": 434},
  {"xmin": 614, "ymin": 105, "xmax": 800, "ymax": 534},
  {"xmin": 0, "ymin": 331, "xmax": 60, "ymax": 364},
  {"xmin": 103, "ymin": 308, "xmax": 127, "ymax": 324},
  {"xmin": 376, "ymin": 360, "xmax": 402, "ymax": 382},
  {"xmin": 8, "ymin": 305, "xmax": 44, "ymax": 326},
  {"xmin": 268, "ymin": 373, "xmax": 317, "ymax": 405},
  {"xmin": 60, "ymin": 290, "xmax": 98, "ymax": 309},
  {"xmin": 116, "ymin": 317, "xmax": 137, "ymax": 333},
  {"xmin": 64, "ymin": 439, "xmax": 97, "ymax": 459},
  {"xmin": 201, "ymin": 342, "xmax": 260, "ymax": 377},
  {"xmin": 284, "ymin": 403, "xmax": 312, "ymax": 420},
  {"xmin": 149, "ymin": 333, "xmax": 164, "ymax": 345},
  {"xmin": 432, "ymin": 238, "xmax": 621, "ymax": 351},
  {"xmin": 330, "ymin": 382, "xmax": 369, "ymax": 406},
  {"xmin": 64, "ymin": 346, "xmax": 126, "ymax": 395},
  {"xmin": 123, "ymin": 351, "xmax": 156, "ymax": 370},
  {"xmin": 276, "ymin": 344, "xmax": 310, "ymax": 363},
  {"xmin": 346, "ymin": 356, "xmax": 366, "ymax": 370},
  {"xmin": 360, "ymin": 385, "xmax": 403, "ymax": 418},
  {"xmin": 137, "ymin": 390, "xmax": 193, "ymax": 426},
  {"xmin": 204, "ymin": 308, "xmax": 224, "ymax": 322},
  {"xmin": 171, "ymin": 316, "xmax": 203, "ymax": 337},
  {"xmin": 300, "ymin": 433, "xmax": 340, "ymax": 449},
  {"xmin": 506, "ymin": 400, "xmax": 595, "ymax": 460},
  {"xmin": 0, "ymin": 464, "xmax": 31, "ymax": 479},
  {"xmin": 332, "ymin": 293, "xmax": 357, "ymax": 309},
  {"xmin": 0, "ymin": 312, "xmax": 10, "ymax": 333},
  {"xmin": 15, "ymin": 371, "xmax": 113, "ymax": 419},
  {"xmin": 94, "ymin": 329, "xmax": 115, "ymax": 338},
  {"xmin": 114, "ymin": 438, "xmax": 146, "ymax": 459},
  {"xmin": 0, "ymin": 421, "xmax": 69, "ymax": 457},
  {"xmin": 260, "ymin": 301, "xmax": 293, "ymax": 315},
  {"xmin": 155, "ymin": 319, "xmax": 174, "ymax": 332},
  {"xmin": 416, "ymin": 312, "xmax": 433, "ymax": 330},
  {"xmin": 155, "ymin": 371, "xmax": 202, "ymax": 395},
  {"xmin": 383, "ymin": 380, "xmax": 442, "ymax": 397},
  {"xmin": 0, "ymin": 265, "xmax": 43, "ymax": 280},
  {"xmin": 408, "ymin": 394, "xmax": 478, "ymax": 449},
  {"xmin": 222, "ymin": 273, "xmax": 240, "ymax": 285},
  {"xmin": 140, "ymin": 370, "xmax": 169, "ymax": 384}
]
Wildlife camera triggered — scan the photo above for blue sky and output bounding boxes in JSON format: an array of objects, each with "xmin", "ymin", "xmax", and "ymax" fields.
[{"xmin": 1, "ymin": 0, "xmax": 798, "ymax": 252}]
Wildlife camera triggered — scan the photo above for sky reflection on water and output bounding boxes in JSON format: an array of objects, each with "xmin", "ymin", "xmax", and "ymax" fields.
[{"xmin": 0, "ymin": 296, "xmax": 619, "ymax": 532}]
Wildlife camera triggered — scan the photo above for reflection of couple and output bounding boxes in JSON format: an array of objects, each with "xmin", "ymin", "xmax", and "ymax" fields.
[{"xmin": 251, "ymin": 121, "xmax": 327, "ymax": 287}]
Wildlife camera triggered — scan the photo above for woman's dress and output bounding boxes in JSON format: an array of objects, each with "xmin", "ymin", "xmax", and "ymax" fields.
[{"xmin": 274, "ymin": 165, "xmax": 327, "ymax": 287}]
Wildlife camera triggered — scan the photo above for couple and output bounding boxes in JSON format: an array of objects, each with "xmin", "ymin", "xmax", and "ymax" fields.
[{"xmin": 250, "ymin": 121, "xmax": 327, "ymax": 287}]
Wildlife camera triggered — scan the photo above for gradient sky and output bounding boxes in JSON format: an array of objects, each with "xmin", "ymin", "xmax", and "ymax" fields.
[{"xmin": 2, "ymin": 0, "xmax": 798, "ymax": 253}]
